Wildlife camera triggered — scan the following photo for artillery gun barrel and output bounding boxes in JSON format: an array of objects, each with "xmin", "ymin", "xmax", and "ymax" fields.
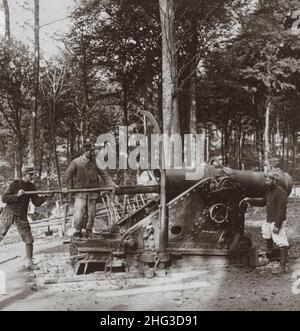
[
  {"xmin": 23, "ymin": 185, "xmax": 160, "ymax": 196},
  {"xmin": 166, "ymin": 165, "xmax": 293, "ymax": 201},
  {"xmin": 226, "ymin": 169, "xmax": 293, "ymax": 198}
]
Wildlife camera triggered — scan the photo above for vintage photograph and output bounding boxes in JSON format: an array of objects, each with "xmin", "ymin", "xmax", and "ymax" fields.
[{"xmin": 0, "ymin": 0, "xmax": 300, "ymax": 312}]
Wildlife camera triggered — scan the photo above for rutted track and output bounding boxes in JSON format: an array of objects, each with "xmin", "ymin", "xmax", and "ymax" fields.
[{"xmin": 1, "ymin": 203, "xmax": 300, "ymax": 311}]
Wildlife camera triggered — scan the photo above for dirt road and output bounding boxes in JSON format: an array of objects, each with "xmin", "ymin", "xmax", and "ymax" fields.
[{"xmin": 1, "ymin": 203, "xmax": 300, "ymax": 311}]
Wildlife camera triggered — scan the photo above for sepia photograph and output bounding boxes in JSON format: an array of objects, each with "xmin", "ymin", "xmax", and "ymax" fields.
[{"xmin": 0, "ymin": 0, "xmax": 300, "ymax": 313}]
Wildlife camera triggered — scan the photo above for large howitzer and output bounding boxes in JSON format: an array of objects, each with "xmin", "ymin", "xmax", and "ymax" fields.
[{"xmin": 69, "ymin": 165, "xmax": 292, "ymax": 275}]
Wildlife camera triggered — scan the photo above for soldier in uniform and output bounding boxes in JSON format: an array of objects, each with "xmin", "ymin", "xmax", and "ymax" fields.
[
  {"xmin": 63, "ymin": 139, "xmax": 116, "ymax": 238},
  {"xmin": 245, "ymin": 170, "xmax": 289, "ymax": 274},
  {"xmin": 0, "ymin": 166, "xmax": 47, "ymax": 269}
]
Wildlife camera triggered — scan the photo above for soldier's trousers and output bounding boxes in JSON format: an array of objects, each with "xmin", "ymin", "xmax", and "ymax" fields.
[
  {"xmin": 73, "ymin": 196, "xmax": 97, "ymax": 232},
  {"xmin": 0, "ymin": 209, "xmax": 34, "ymax": 244}
]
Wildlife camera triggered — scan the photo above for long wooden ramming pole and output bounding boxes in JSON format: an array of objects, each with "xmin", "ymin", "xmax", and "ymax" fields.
[{"xmin": 23, "ymin": 185, "xmax": 160, "ymax": 196}]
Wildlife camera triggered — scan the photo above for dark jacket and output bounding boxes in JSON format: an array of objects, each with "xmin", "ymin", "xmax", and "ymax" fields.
[
  {"xmin": 252, "ymin": 185, "xmax": 287, "ymax": 229},
  {"xmin": 2, "ymin": 180, "xmax": 45, "ymax": 218},
  {"xmin": 64, "ymin": 155, "xmax": 113, "ymax": 189}
]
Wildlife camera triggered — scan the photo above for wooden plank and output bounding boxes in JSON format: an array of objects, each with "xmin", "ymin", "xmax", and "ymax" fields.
[
  {"xmin": 95, "ymin": 281, "xmax": 211, "ymax": 298},
  {"xmin": 73, "ymin": 239, "xmax": 121, "ymax": 248},
  {"xmin": 0, "ymin": 256, "xmax": 20, "ymax": 265},
  {"xmin": 77, "ymin": 248, "xmax": 116, "ymax": 253},
  {"xmin": 168, "ymin": 248, "xmax": 230, "ymax": 256}
]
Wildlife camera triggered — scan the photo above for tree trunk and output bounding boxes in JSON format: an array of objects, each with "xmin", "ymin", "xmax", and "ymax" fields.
[
  {"xmin": 172, "ymin": 91, "xmax": 180, "ymax": 134},
  {"xmin": 286, "ymin": 123, "xmax": 290, "ymax": 170},
  {"xmin": 224, "ymin": 127, "xmax": 230, "ymax": 167},
  {"xmin": 281, "ymin": 130, "xmax": 285, "ymax": 170},
  {"xmin": 16, "ymin": 133, "xmax": 23, "ymax": 178},
  {"xmin": 190, "ymin": 77, "xmax": 197, "ymax": 134},
  {"xmin": 122, "ymin": 77, "xmax": 129, "ymax": 126},
  {"xmin": 231, "ymin": 130, "xmax": 237, "ymax": 168},
  {"xmin": 237, "ymin": 130, "xmax": 243, "ymax": 170},
  {"xmin": 159, "ymin": 0, "xmax": 180, "ymax": 135},
  {"xmin": 292, "ymin": 130, "xmax": 296, "ymax": 168},
  {"xmin": 256, "ymin": 126, "xmax": 263, "ymax": 171},
  {"xmin": 144, "ymin": 57, "xmax": 154, "ymax": 111},
  {"xmin": 157, "ymin": 78, "xmax": 163, "ymax": 129},
  {"xmin": 221, "ymin": 130, "xmax": 224, "ymax": 164},
  {"xmin": 45, "ymin": 145, "xmax": 52, "ymax": 190},
  {"xmin": 69, "ymin": 121, "xmax": 75, "ymax": 161},
  {"xmin": 264, "ymin": 95, "xmax": 271, "ymax": 170},
  {"xmin": 276, "ymin": 116, "xmax": 280, "ymax": 146},
  {"xmin": 52, "ymin": 101, "xmax": 62, "ymax": 191},
  {"xmin": 79, "ymin": 119, "xmax": 84, "ymax": 148},
  {"xmin": 38, "ymin": 147, "xmax": 44, "ymax": 184},
  {"xmin": 66, "ymin": 136, "xmax": 70, "ymax": 163},
  {"xmin": 189, "ymin": 17, "xmax": 198, "ymax": 135},
  {"xmin": 80, "ymin": 47, "xmax": 90, "ymax": 141},
  {"xmin": 240, "ymin": 134, "xmax": 246, "ymax": 170},
  {"xmin": 28, "ymin": 0, "xmax": 40, "ymax": 167},
  {"xmin": 14, "ymin": 151, "xmax": 17, "ymax": 179},
  {"xmin": 205, "ymin": 128, "xmax": 210, "ymax": 162},
  {"xmin": 2, "ymin": 0, "xmax": 10, "ymax": 41}
]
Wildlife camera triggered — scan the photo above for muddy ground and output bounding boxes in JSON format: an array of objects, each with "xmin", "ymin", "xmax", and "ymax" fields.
[{"xmin": 1, "ymin": 202, "xmax": 300, "ymax": 311}]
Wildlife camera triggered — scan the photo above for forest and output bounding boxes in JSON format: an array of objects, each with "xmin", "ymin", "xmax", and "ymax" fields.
[{"xmin": 1, "ymin": 0, "xmax": 300, "ymax": 188}]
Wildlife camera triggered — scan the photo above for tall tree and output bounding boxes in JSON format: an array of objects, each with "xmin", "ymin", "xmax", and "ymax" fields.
[
  {"xmin": 159, "ymin": 0, "xmax": 179, "ymax": 135},
  {"xmin": 0, "ymin": 40, "xmax": 33, "ymax": 177},
  {"xmin": 28, "ymin": 0, "xmax": 40, "ymax": 167},
  {"xmin": 65, "ymin": 0, "xmax": 161, "ymax": 130},
  {"xmin": 40, "ymin": 61, "xmax": 69, "ymax": 190},
  {"xmin": 2, "ymin": 0, "xmax": 10, "ymax": 41},
  {"xmin": 233, "ymin": 0, "xmax": 300, "ymax": 169},
  {"xmin": 176, "ymin": 0, "xmax": 235, "ymax": 135}
]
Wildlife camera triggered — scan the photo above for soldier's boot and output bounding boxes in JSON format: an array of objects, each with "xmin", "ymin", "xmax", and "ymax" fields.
[
  {"xmin": 73, "ymin": 230, "xmax": 82, "ymax": 238},
  {"xmin": 23, "ymin": 244, "xmax": 40, "ymax": 270},
  {"xmin": 266, "ymin": 239, "xmax": 273, "ymax": 255},
  {"xmin": 272, "ymin": 247, "xmax": 288, "ymax": 275},
  {"xmin": 85, "ymin": 229, "xmax": 92, "ymax": 239}
]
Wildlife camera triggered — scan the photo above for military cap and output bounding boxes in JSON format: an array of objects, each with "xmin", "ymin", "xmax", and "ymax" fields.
[{"xmin": 22, "ymin": 165, "xmax": 35, "ymax": 174}]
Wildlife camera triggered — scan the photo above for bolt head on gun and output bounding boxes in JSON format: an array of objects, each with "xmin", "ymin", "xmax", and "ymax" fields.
[{"xmin": 239, "ymin": 198, "xmax": 253, "ymax": 213}]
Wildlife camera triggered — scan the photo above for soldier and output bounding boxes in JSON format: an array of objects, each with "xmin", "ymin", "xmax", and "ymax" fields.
[
  {"xmin": 63, "ymin": 139, "xmax": 116, "ymax": 238},
  {"xmin": 0, "ymin": 166, "xmax": 47, "ymax": 270},
  {"xmin": 210, "ymin": 156, "xmax": 223, "ymax": 168},
  {"xmin": 245, "ymin": 170, "xmax": 289, "ymax": 274}
]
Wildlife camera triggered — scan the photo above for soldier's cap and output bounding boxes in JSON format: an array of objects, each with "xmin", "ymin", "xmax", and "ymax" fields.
[
  {"xmin": 210, "ymin": 157, "xmax": 222, "ymax": 165},
  {"xmin": 22, "ymin": 165, "xmax": 35, "ymax": 175},
  {"xmin": 264, "ymin": 170, "xmax": 280, "ymax": 181},
  {"xmin": 83, "ymin": 138, "xmax": 95, "ymax": 150}
]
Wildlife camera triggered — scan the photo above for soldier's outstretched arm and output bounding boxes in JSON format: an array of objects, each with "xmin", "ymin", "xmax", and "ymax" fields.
[
  {"xmin": 64, "ymin": 160, "xmax": 76, "ymax": 185},
  {"xmin": 2, "ymin": 182, "xmax": 19, "ymax": 204},
  {"xmin": 250, "ymin": 197, "xmax": 267, "ymax": 207}
]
